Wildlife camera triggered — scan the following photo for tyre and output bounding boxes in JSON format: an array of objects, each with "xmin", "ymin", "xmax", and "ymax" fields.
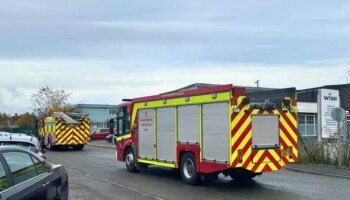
[
  {"xmin": 59, "ymin": 182, "xmax": 69, "ymax": 200},
  {"xmin": 180, "ymin": 152, "xmax": 200, "ymax": 185},
  {"xmin": 125, "ymin": 148, "xmax": 138, "ymax": 172},
  {"xmin": 47, "ymin": 140, "xmax": 55, "ymax": 151},
  {"xmin": 73, "ymin": 144, "xmax": 84, "ymax": 150},
  {"xmin": 229, "ymin": 169, "xmax": 256, "ymax": 182}
]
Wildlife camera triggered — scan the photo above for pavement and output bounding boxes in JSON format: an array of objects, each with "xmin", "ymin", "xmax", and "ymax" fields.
[
  {"xmin": 87, "ymin": 139, "xmax": 116, "ymax": 149},
  {"xmin": 46, "ymin": 145, "xmax": 350, "ymax": 200},
  {"xmin": 285, "ymin": 163, "xmax": 350, "ymax": 179}
]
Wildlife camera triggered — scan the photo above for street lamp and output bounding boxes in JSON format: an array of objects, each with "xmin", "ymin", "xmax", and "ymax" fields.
[{"xmin": 9, "ymin": 108, "xmax": 12, "ymax": 134}]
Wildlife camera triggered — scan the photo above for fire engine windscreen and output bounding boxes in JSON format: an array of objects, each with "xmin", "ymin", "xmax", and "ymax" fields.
[{"xmin": 247, "ymin": 88, "xmax": 296, "ymax": 109}]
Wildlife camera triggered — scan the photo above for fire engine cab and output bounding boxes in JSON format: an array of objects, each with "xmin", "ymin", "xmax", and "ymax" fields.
[{"xmin": 114, "ymin": 84, "xmax": 298, "ymax": 185}]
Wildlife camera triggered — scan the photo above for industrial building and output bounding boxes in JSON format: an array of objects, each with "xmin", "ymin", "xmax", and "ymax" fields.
[
  {"xmin": 297, "ymin": 83, "xmax": 350, "ymax": 139},
  {"xmin": 70, "ymin": 104, "xmax": 117, "ymax": 130}
]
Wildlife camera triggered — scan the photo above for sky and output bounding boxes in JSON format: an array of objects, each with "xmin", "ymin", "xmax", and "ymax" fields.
[{"xmin": 0, "ymin": 0, "xmax": 350, "ymax": 114}]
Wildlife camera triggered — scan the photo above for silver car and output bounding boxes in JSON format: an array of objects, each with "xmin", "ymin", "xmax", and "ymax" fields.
[{"xmin": 0, "ymin": 132, "xmax": 46, "ymax": 158}]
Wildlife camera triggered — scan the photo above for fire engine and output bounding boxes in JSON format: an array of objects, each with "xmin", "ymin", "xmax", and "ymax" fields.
[
  {"xmin": 38, "ymin": 112, "xmax": 90, "ymax": 150},
  {"xmin": 114, "ymin": 84, "xmax": 298, "ymax": 185}
]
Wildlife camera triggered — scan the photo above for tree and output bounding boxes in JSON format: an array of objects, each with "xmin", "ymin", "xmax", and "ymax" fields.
[
  {"xmin": 14, "ymin": 112, "xmax": 37, "ymax": 128},
  {"xmin": 31, "ymin": 86, "xmax": 71, "ymax": 117},
  {"xmin": 0, "ymin": 112, "xmax": 10, "ymax": 130}
]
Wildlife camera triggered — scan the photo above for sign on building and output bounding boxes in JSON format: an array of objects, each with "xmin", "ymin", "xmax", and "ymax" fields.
[{"xmin": 318, "ymin": 89, "xmax": 340, "ymax": 139}]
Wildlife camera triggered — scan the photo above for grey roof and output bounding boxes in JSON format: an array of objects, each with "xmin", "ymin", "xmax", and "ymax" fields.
[
  {"xmin": 71, "ymin": 104, "xmax": 117, "ymax": 109},
  {"xmin": 162, "ymin": 83, "xmax": 277, "ymax": 95},
  {"xmin": 161, "ymin": 83, "xmax": 221, "ymax": 94}
]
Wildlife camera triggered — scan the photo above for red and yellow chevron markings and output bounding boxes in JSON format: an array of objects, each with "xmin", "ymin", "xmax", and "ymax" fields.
[{"xmin": 230, "ymin": 96, "xmax": 298, "ymax": 173}]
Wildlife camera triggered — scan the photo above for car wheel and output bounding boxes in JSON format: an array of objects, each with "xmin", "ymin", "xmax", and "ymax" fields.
[
  {"xmin": 58, "ymin": 182, "xmax": 69, "ymax": 200},
  {"xmin": 47, "ymin": 141, "xmax": 55, "ymax": 151},
  {"xmin": 125, "ymin": 148, "xmax": 138, "ymax": 172},
  {"xmin": 180, "ymin": 152, "xmax": 200, "ymax": 185}
]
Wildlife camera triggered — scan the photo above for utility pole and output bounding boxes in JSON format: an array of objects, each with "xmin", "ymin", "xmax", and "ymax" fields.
[
  {"xmin": 331, "ymin": 107, "xmax": 346, "ymax": 168},
  {"xmin": 255, "ymin": 79, "xmax": 260, "ymax": 88}
]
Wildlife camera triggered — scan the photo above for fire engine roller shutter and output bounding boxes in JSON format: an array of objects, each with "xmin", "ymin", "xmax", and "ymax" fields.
[
  {"xmin": 156, "ymin": 107, "xmax": 175, "ymax": 162},
  {"xmin": 138, "ymin": 109, "xmax": 155, "ymax": 159},
  {"xmin": 202, "ymin": 102, "xmax": 229, "ymax": 163},
  {"xmin": 178, "ymin": 105, "xmax": 200, "ymax": 144},
  {"xmin": 252, "ymin": 114, "xmax": 279, "ymax": 149}
]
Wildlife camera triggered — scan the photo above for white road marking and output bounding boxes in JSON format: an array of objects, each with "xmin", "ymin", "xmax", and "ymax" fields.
[{"xmin": 66, "ymin": 168, "xmax": 164, "ymax": 200}]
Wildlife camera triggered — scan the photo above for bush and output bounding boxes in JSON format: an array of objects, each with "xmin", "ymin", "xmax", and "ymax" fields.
[{"xmin": 298, "ymin": 137, "xmax": 350, "ymax": 168}]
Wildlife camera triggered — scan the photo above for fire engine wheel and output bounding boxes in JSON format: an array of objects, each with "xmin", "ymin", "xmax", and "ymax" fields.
[
  {"xmin": 73, "ymin": 145, "xmax": 84, "ymax": 151},
  {"xmin": 180, "ymin": 152, "xmax": 200, "ymax": 185},
  {"xmin": 125, "ymin": 148, "xmax": 138, "ymax": 172},
  {"xmin": 229, "ymin": 169, "xmax": 257, "ymax": 182}
]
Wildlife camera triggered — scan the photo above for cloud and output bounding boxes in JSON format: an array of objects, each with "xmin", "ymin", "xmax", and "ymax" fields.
[
  {"xmin": 0, "ymin": 58, "xmax": 348, "ymax": 114},
  {"xmin": 0, "ymin": 0, "xmax": 349, "ymax": 113},
  {"xmin": 0, "ymin": 0, "xmax": 349, "ymax": 64}
]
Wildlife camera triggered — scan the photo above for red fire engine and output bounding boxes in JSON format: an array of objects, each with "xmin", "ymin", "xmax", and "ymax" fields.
[{"xmin": 114, "ymin": 84, "xmax": 298, "ymax": 185}]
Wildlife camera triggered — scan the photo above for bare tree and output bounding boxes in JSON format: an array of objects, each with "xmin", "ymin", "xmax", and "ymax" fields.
[{"xmin": 31, "ymin": 86, "xmax": 71, "ymax": 116}]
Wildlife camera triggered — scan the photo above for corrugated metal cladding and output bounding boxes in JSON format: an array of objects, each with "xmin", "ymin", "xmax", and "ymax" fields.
[
  {"xmin": 202, "ymin": 102, "xmax": 229, "ymax": 163},
  {"xmin": 138, "ymin": 109, "xmax": 155, "ymax": 159},
  {"xmin": 178, "ymin": 105, "xmax": 200, "ymax": 144},
  {"xmin": 252, "ymin": 115, "xmax": 279, "ymax": 148},
  {"xmin": 156, "ymin": 107, "xmax": 175, "ymax": 162}
]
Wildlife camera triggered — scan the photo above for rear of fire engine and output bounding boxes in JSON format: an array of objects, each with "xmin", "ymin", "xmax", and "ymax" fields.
[
  {"xmin": 38, "ymin": 112, "xmax": 90, "ymax": 150},
  {"xmin": 114, "ymin": 84, "xmax": 298, "ymax": 185}
]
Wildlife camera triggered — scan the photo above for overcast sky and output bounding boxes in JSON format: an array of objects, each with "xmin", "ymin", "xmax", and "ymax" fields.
[{"xmin": 0, "ymin": 0, "xmax": 350, "ymax": 114}]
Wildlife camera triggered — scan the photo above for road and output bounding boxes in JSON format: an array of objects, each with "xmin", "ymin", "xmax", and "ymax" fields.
[{"xmin": 46, "ymin": 145, "xmax": 350, "ymax": 200}]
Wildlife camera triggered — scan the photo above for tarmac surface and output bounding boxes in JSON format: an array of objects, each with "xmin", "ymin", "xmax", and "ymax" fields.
[{"xmin": 46, "ymin": 142, "xmax": 350, "ymax": 200}]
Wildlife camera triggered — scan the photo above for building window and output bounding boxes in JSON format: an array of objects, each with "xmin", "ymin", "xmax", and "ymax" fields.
[
  {"xmin": 298, "ymin": 114, "xmax": 305, "ymax": 124},
  {"xmin": 110, "ymin": 110, "xmax": 117, "ymax": 115},
  {"xmin": 298, "ymin": 114, "xmax": 317, "ymax": 137}
]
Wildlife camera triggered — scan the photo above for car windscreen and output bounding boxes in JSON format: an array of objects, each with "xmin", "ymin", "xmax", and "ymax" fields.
[{"xmin": 0, "ymin": 142, "xmax": 38, "ymax": 153}]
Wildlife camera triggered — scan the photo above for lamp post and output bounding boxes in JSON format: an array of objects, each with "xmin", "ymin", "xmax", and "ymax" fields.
[{"xmin": 10, "ymin": 109, "xmax": 12, "ymax": 133}]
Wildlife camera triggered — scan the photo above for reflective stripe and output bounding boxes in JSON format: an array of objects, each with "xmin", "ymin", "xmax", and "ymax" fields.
[
  {"xmin": 137, "ymin": 159, "xmax": 175, "ymax": 168},
  {"xmin": 116, "ymin": 134, "xmax": 131, "ymax": 142}
]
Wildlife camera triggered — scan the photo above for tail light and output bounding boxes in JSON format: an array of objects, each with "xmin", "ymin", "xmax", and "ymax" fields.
[
  {"xmin": 288, "ymin": 146, "xmax": 293, "ymax": 159},
  {"xmin": 238, "ymin": 150, "xmax": 243, "ymax": 163},
  {"xmin": 232, "ymin": 98, "xmax": 238, "ymax": 106},
  {"xmin": 291, "ymin": 98, "xmax": 297, "ymax": 107}
]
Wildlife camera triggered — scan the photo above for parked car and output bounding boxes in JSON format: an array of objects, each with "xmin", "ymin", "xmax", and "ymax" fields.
[
  {"xmin": 0, "ymin": 132, "xmax": 46, "ymax": 159},
  {"xmin": 105, "ymin": 134, "xmax": 114, "ymax": 143},
  {"xmin": 0, "ymin": 146, "xmax": 69, "ymax": 199},
  {"xmin": 89, "ymin": 128, "xmax": 110, "ymax": 140}
]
